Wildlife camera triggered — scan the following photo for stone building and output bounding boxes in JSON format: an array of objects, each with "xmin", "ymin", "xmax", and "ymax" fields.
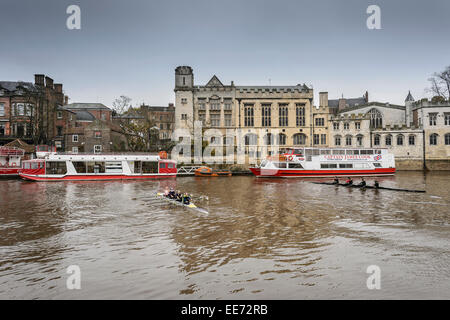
[
  {"xmin": 329, "ymin": 92, "xmax": 450, "ymax": 170},
  {"xmin": 174, "ymin": 66, "xmax": 329, "ymax": 162},
  {"xmin": 140, "ymin": 103, "xmax": 175, "ymax": 141}
]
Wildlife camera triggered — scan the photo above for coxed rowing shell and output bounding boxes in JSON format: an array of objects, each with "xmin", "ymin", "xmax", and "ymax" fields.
[
  {"xmin": 312, "ymin": 182, "xmax": 426, "ymax": 193},
  {"xmin": 156, "ymin": 192, "xmax": 198, "ymax": 208}
]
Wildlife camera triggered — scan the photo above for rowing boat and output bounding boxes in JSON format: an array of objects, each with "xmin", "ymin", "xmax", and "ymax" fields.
[
  {"xmin": 156, "ymin": 192, "xmax": 198, "ymax": 208},
  {"xmin": 312, "ymin": 182, "xmax": 426, "ymax": 193}
]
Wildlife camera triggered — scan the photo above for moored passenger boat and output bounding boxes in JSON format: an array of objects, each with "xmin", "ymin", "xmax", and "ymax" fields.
[
  {"xmin": 249, "ymin": 147, "xmax": 395, "ymax": 178},
  {"xmin": 0, "ymin": 146, "xmax": 25, "ymax": 178},
  {"xmin": 19, "ymin": 153, "xmax": 177, "ymax": 181}
]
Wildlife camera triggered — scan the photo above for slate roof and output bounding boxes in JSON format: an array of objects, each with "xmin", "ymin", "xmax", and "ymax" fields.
[
  {"xmin": 0, "ymin": 81, "xmax": 38, "ymax": 93},
  {"xmin": 61, "ymin": 103, "xmax": 111, "ymax": 111},
  {"xmin": 405, "ymin": 91, "xmax": 414, "ymax": 102},
  {"xmin": 74, "ymin": 111, "xmax": 96, "ymax": 121}
]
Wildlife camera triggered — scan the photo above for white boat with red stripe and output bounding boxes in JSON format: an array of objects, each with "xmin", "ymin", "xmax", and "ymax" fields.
[
  {"xmin": 19, "ymin": 151, "xmax": 176, "ymax": 181},
  {"xmin": 249, "ymin": 147, "xmax": 395, "ymax": 178}
]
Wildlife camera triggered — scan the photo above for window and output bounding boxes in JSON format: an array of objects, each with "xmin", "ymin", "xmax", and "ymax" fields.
[
  {"xmin": 278, "ymin": 133, "xmax": 287, "ymax": 145},
  {"xmin": 345, "ymin": 135, "xmax": 352, "ymax": 146},
  {"xmin": 344, "ymin": 123, "xmax": 349, "ymax": 130},
  {"xmin": 198, "ymin": 113, "xmax": 206, "ymax": 126},
  {"xmin": 224, "ymin": 114, "xmax": 232, "ymax": 127},
  {"xmin": 320, "ymin": 134, "xmax": 326, "ymax": 145},
  {"xmin": 296, "ymin": 104, "xmax": 305, "ymax": 126},
  {"xmin": 293, "ymin": 133, "xmax": 306, "ymax": 145},
  {"xmin": 57, "ymin": 126, "xmax": 63, "ymax": 136},
  {"xmin": 385, "ymin": 135, "xmax": 392, "ymax": 146},
  {"xmin": 264, "ymin": 133, "xmax": 273, "ymax": 145},
  {"xmin": 94, "ymin": 131, "xmax": 102, "ymax": 138},
  {"xmin": 72, "ymin": 134, "xmax": 78, "ymax": 142},
  {"xmin": 397, "ymin": 134, "xmax": 404, "ymax": 146},
  {"xmin": 368, "ymin": 108, "xmax": 383, "ymax": 128},
  {"xmin": 429, "ymin": 113, "xmax": 437, "ymax": 126},
  {"xmin": 94, "ymin": 145, "xmax": 102, "ymax": 153},
  {"xmin": 356, "ymin": 135, "xmax": 363, "ymax": 146},
  {"xmin": 0, "ymin": 124, "xmax": 5, "ymax": 136},
  {"xmin": 288, "ymin": 163, "xmax": 303, "ymax": 169},
  {"xmin": 57, "ymin": 111, "xmax": 63, "ymax": 119},
  {"xmin": 430, "ymin": 133, "xmax": 438, "ymax": 145},
  {"xmin": 17, "ymin": 103, "xmax": 25, "ymax": 116},
  {"xmin": 355, "ymin": 122, "xmax": 361, "ymax": 130},
  {"xmin": 181, "ymin": 98, "xmax": 187, "ymax": 104},
  {"xmin": 181, "ymin": 114, "xmax": 187, "ymax": 120},
  {"xmin": 313, "ymin": 134, "xmax": 319, "ymax": 145},
  {"xmin": 445, "ymin": 113, "xmax": 450, "ymax": 126},
  {"xmin": 315, "ymin": 118, "xmax": 324, "ymax": 126},
  {"xmin": 0, "ymin": 103, "xmax": 4, "ymax": 116},
  {"xmin": 273, "ymin": 162, "xmax": 287, "ymax": 168},
  {"xmin": 46, "ymin": 161, "xmax": 67, "ymax": 175},
  {"xmin": 333, "ymin": 122, "xmax": 339, "ymax": 130},
  {"xmin": 142, "ymin": 161, "xmax": 158, "ymax": 173},
  {"xmin": 244, "ymin": 133, "xmax": 257, "ymax": 145},
  {"xmin": 445, "ymin": 134, "xmax": 450, "ymax": 145},
  {"xmin": 374, "ymin": 134, "xmax": 380, "ymax": 146},
  {"xmin": 339, "ymin": 163, "xmax": 353, "ymax": 168},
  {"xmin": 224, "ymin": 101, "xmax": 232, "ymax": 110},
  {"xmin": 72, "ymin": 147, "xmax": 78, "ymax": 154},
  {"xmin": 261, "ymin": 104, "xmax": 271, "ymax": 127},
  {"xmin": 210, "ymin": 114, "xmax": 220, "ymax": 126},
  {"xmin": 279, "ymin": 105, "xmax": 288, "ymax": 126},
  {"xmin": 244, "ymin": 104, "xmax": 254, "ymax": 127},
  {"xmin": 335, "ymin": 135, "xmax": 341, "ymax": 146},
  {"xmin": 409, "ymin": 135, "xmax": 415, "ymax": 145},
  {"xmin": 26, "ymin": 104, "xmax": 33, "ymax": 116},
  {"xmin": 210, "ymin": 101, "xmax": 221, "ymax": 111}
]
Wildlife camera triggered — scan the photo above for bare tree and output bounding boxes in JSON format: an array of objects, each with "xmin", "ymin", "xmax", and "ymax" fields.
[{"xmin": 427, "ymin": 66, "xmax": 450, "ymax": 101}]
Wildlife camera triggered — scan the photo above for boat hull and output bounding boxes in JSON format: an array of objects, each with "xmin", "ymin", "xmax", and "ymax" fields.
[
  {"xmin": 249, "ymin": 167, "xmax": 396, "ymax": 178},
  {"xmin": 19, "ymin": 173, "xmax": 177, "ymax": 182},
  {"xmin": 0, "ymin": 168, "xmax": 20, "ymax": 178}
]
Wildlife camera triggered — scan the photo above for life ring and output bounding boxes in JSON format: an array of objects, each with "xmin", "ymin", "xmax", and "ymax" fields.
[{"xmin": 288, "ymin": 155, "xmax": 293, "ymax": 161}]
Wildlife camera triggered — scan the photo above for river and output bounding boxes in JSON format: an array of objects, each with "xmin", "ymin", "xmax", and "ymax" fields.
[{"xmin": 0, "ymin": 171, "xmax": 449, "ymax": 299}]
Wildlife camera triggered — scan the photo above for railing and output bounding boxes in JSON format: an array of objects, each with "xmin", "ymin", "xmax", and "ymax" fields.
[{"xmin": 177, "ymin": 166, "xmax": 203, "ymax": 175}]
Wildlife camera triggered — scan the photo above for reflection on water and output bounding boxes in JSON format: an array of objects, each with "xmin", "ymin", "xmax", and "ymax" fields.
[{"xmin": 0, "ymin": 172, "xmax": 449, "ymax": 299}]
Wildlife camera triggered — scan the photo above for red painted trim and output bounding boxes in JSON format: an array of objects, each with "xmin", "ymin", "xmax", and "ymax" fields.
[
  {"xmin": 249, "ymin": 167, "xmax": 395, "ymax": 177},
  {"xmin": 19, "ymin": 173, "xmax": 177, "ymax": 182}
]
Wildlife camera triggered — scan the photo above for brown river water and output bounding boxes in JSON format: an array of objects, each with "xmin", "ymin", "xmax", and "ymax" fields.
[{"xmin": 0, "ymin": 171, "xmax": 449, "ymax": 299}]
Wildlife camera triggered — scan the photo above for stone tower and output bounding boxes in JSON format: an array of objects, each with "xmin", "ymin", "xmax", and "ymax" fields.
[
  {"xmin": 405, "ymin": 90, "xmax": 414, "ymax": 127},
  {"xmin": 174, "ymin": 66, "xmax": 194, "ymax": 132}
]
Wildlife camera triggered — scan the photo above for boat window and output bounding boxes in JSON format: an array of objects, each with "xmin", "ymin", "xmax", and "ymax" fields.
[
  {"xmin": 353, "ymin": 150, "xmax": 360, "ymax": 155},
  {"xmin": 24, "ymin": 162, "xmax": 30, "ymax": 169},
  {"xmin": 46, "ymin": 161, "xmax": 67, "ymax": 175},
  {"xmin": 321, "ymin": 163, "xmax": 338, "ymax": 168},
  {"xmin": 360, "ymin": 150, "xmax": 367, "ymax": 155},
  {"xmin": 312, "ymin": 149, "xmax": 320, "ymax": 156},
  {"xmin": 332, "ymin": 149, "xmax": 345, "ymax": 155},
  {"xmin": 293, "ymin": 149, "xmax": 303, "ymax": 156},
  {"xmin": 260, "ymin": 160, "xmax": 268, "ymax": 167},
  {"xmin": 373, "ymin": 163, "xmax": 382, "ymax": 167},
  {"xmin": 366, "ymin": 150, "xmax": 374, "ymax": 155},
  {"xmin": 160, "ymin": 163, "xmax": 166, "ymax": 169},
  {"xmin": 339, "ymin": 163, "xmax": 353, "ymax": 168},
  {"xmin": 105, "ymin": 162, "xmax": 122, "ymax": 173},
  {"xmin": 40, "ymin": 162, "xmax": 44, "ymax": 169},
  {"xmin": 73, "ymin": 161, "xmax": 86, "ymax": 173},
  {"xmin": 274, "ymin": 162, "xmax": 287, "ymax": 168},
  {"xmin": 31, "ymin": 162, "xmax": 38, "ymax": 169},
  {"xmin": 320, "ymin": 149, "xmax": 331, "ymax": 155},
  {"xmin": 288, "ymin": 163, "xmax": 303, "ymax": 169},
  {"xmin": 142, "ymin": 161, "xmax": 158, "ymax": 173},
  {"xmin": 168, "ymin": 163, "xmax": 174, "ymax": 169},
  {"xmin": 305, "ymin": 149, "xmax": 312, "ymax": 156},
  {"xmin": 87, "ymin": 162, "xmax": 105, "ymax": 173},
  {"xmin": 133, "ymin": 161, "xmax": 142, "ymax": 174},
  {"xmin": 375, "ymin": 150, "xmax": 381, "ymax": 154},
  {"xmin": 346, "ymin": 150, "xmax": 353, "ymax": 155}
]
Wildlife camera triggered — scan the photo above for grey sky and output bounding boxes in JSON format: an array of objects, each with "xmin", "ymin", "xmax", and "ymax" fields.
[{"xmin": 1, "ymin": 0, "xmax": 449, "ymax": 106}]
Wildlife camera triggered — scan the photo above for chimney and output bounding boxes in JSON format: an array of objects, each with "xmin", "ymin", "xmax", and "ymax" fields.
[
  {"xmin": 365, "ymin": 91, "xmax": 369, "ymax": 102},
  {"xmin": 168, "ymin": 103, "xmax": 174, "ymax": 108},
  {"xmin": 45, "ymin": 76, "xmax": 54, "ymax": 89},
  {"xmin": 64, "ymin": 95, "xmax": 69, "ymax": 105},
  {"xmin": 35, "ymin": 74, "xmax": 45, "ymax": 86},
  {"xmin": 54, "ymin": 83, "xmax": 63, "ymax": 93},
  {"xmin": 319, "ymin": 92, "xmax": 328, "ymax": 107}
]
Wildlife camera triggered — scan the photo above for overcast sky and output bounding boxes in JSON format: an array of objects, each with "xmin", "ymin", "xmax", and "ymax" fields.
[{"xmin": 1, "ymin": 0, "xmax": 449, "ymax": 106}]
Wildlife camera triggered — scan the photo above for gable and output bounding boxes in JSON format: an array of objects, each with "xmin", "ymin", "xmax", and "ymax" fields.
[{"xmin": 205, "ymin": 75, "xmax": 224, "ymax": 87}]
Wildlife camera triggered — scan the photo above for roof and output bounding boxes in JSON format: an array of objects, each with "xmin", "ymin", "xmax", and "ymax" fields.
[
  {"xmin": 4, "ymin": 139, "xmax": 35, "ymax": 153},
  {"xmin": 61, "ymin": 103, "xmax": 111, "ymax": 111},
  {"xmin": 405, "ymin": 91, "xmax": 414, "ymax": 102},
  {"xmin": 0, "ymin": 81, "xmax": 38, "ymax": 93},
  {"xmin": 328, "ymin": 97, "xmax": 367, "ymax": 109},
  {"xmin": 75, "ymin": 110, "xmax": 95, "ymax": 121},
  {"xmin": 337, "ymin": 101, "xmax": 406, "ymax": 114},
  {"xmin": 142, "ymin": 105, "xmax": 175, "ymax": 112}
]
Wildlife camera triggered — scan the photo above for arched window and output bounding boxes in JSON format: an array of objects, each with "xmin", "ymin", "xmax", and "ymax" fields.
[
  {"xmin": 367, "ymin": 108, "xmax": 383, "ymax": 128},
  {"xmin": 293, "ymin": 133, "xmax": 307, "ymax": 145},
  {"xmin": 385, "ymin": 134, "xmax": 392, "ymax": 146},
  {"xmin": 397, "ymin": 134, "xmax": 404, "ymax": 146},
  {"xmin": 244, "ymin": 133, "xmax": 258, "ymax": 146},
  {"xmin": 374, "ymin": 134, "xmax": 380, "ymax": 146},
  {"xmin": 345, "ymin": 135, "xmax": 352, "ymax": 146},
  {"xmin": 356, "ymin": 134, "xmax": 363, "ymax": 146},
  {"xmin": 263, "ymin": 133, "xmax": 274, "ymax": 145},
  {"xmin": 430, "ymin": 133, "xmax": 438, "ymax": 145},
  {"xmin": 334, "ymin": 135, "xmax": 341, "ymax": 146},
  {"xmin": 277, "ymin": 133, "xmax": 287, "ymax": 145},
  {"xmin": 445, "ymin": 133, "xmax": 450, "ymax": 145},
  {"xmin": 409, "ymin": 135, "xmax": 415, "ymax": 145}
]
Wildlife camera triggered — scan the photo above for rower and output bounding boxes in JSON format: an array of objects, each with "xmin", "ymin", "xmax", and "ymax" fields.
[
  {"xmin": 345, "ymin": 177, "xmax": 353, "ymax": 186},
  {"xmin": 168, "ymin": 188, "xmax": 176, "ymax": 199},
  {"xmin": 183, "ymin": 193, "xmax": 191, "ymax": 205},
  {"xmin": 374, "ymin": 180, "xmax": 380, "ymax": 189},
  {"xmin": 333, "ymin": 176, "xmax": 339, "ymax": 184},
  {"xmin": 176, "ymin": 191, "xmax": 182, "ymax": 202},
  {"xmin": 358, "ymin": 177, "xmax": 366, "ymax": 187}
]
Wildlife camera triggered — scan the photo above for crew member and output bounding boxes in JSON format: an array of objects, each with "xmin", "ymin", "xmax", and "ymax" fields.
[
  {"xmin": 359, "ymin": 177, "xmax": 366, "ymax": 187},
  {"xmin": 374, "ymin": 180, "xmax": 380, "ymax": 189},
  {"xmin": 333, "ymin": 176, "xmax": 339, "ymax": 184},
  {"xmin": 345, "ymin": 177, "xmax": 353, "ymax": 186}
]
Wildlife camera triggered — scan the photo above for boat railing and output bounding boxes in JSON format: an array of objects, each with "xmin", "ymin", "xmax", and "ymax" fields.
[
  {"xmin": 49, "ymin": 151, "xmax": 162, "ymax": 156},
  {"xmin": 0, "ymin": 147, "xmax": 25, "ymax": 156}
]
